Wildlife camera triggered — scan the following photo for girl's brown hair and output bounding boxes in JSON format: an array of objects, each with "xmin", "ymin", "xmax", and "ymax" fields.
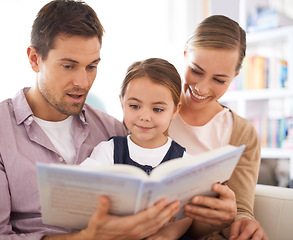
[{"xmin": 121, "ymin": 58, "xmax": 182, "ymax": 107}]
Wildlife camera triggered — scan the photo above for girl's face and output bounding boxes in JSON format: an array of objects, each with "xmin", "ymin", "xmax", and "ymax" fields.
[
  {"xmin": 120, "ymin": 77, "xmax": 180, "ymax": 149},
  {"xmin": 182, "ymin": 47, "xmax": 239, "ymax": 112}
]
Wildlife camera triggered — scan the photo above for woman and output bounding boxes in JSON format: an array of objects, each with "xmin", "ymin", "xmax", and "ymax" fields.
[{"xmin": 169, "ymin": 15, "xmax": 268, "ymax": 239}]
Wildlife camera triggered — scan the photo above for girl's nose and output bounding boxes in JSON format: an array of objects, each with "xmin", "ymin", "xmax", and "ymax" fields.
[{"xmin": 139, "ymin": 109, "xmax": 151, "ymax": 122}]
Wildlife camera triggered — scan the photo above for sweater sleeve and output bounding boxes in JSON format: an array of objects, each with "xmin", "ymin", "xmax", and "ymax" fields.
[{"xmin": 228, "ymin": 110, "xmax": 261, "ymax": 219}]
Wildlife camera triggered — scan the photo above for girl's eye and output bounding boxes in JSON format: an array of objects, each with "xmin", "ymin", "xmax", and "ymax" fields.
[
  {"xmin": 130, "ymin": 105, "xmax": 140, "ymax": 110},
  {"xmin": 191, "ymin": 67, "xmax": 203, "ymax": 75},
  {"xmin": 153, "ymin": 108, "xmax": 163, "ymax": 113}
]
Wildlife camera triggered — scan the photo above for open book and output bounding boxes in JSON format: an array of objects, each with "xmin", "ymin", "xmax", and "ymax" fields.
[{"xmin": 37, "ymin": 144, "xmax": 245, "ymax": 229}]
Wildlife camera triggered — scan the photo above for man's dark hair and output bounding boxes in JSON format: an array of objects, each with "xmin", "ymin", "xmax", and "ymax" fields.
[{"xmin": 31, "ymin": 0, "xmax": 104, "ymax": 60}]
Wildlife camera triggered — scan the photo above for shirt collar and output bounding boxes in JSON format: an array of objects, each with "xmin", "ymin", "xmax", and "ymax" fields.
[{"xmin": 12, "ymin": 88, "xmax": 34, "ymax": 125}]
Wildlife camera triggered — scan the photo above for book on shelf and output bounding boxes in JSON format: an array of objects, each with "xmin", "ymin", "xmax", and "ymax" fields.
[
  {"xmin": 36, "ymin": 144, "xmax": 245, "ymax": 229},
  {"xmin": 250, "ymin": 116, "xmax": 291, "ymax": 148},
  {"xmin": 233, "ymin": 56, "xmax": 288, "ymax": 91},
  {"xmin": 247, "ymin": 8, "xmax": 293, "ymax": 33}
]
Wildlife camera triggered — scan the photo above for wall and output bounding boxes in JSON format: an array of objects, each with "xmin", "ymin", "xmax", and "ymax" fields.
[{"xmin": 0, "ymin": 0, "xmax": 204, "ymax": 120}]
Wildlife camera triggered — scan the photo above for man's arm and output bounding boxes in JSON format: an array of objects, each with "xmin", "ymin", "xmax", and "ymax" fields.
[{"xmin": 42, "ymin": 196, "xmax": 181, "ymax": 240}]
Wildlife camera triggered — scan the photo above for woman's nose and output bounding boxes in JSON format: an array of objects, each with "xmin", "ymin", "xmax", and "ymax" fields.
[{"xmin": 193, "ymin": 80, "xmax": 209, "ymax": 95}]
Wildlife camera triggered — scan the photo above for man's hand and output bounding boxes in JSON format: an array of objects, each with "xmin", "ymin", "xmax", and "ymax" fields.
[
  {"xmin": 229, "ymin": 218, "xmax": 268, "ymax": 240},
  {"xmin": 43, "ymin": 196, "xmax": 180, "ymax": 240},
  {"xmin": 79, "ymin": 195, "xmax": 181, "ymax": 240}
]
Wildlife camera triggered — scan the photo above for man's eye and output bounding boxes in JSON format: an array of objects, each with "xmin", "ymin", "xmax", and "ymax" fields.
[
  {"xmin": 87, "ymin": 65, "xmax": 97, "ymax": 71},
  {"xmin": 153, "ymin": 108, "xmax": 163, "ymax": 113},
  {"xmin": 63, "ymin": 64, "xmax": 72, "ymax": 69},
  {"xmin": 130, "ymin": 105, "xmax": 140, "ymax": 110}
]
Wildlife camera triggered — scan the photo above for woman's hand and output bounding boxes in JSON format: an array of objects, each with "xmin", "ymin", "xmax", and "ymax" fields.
[
  {"xmin": 230, "ymin": 218, "xmax": 268, "ymax": 240},
  {"xmin": 184, "ymin": 183, "xmax": 236, "ymax": 234}
]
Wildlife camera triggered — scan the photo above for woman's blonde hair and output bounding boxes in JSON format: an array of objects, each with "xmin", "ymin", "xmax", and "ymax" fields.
[{"xmin": 186, "ymin": 15, "xmax": 246, "ymax": 72}]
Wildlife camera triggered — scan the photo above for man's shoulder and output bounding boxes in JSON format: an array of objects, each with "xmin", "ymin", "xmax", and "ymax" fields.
[
  {"xmin": 83, "ymin": 103, "xmax": 127, "ymax": 135},
  {"xmin": 83, "ymin": 103, "xmax": 118, "ymax": 122},
  {"xmin": 0, "ymin": 97, "xmax": 12, "ymax": 106},
  {"xmin": 0, "ymin": 98, "xmax": 13, "ymax": 115}
]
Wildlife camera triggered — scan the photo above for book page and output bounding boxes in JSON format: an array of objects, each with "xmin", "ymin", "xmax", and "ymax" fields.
[
  {"xmin": 64, "ymin": 163, "xmax": 149, "ymax": 179},
  {"xmin": 37, "ymin": 163, "xmax": 145, "ymax": 229},
  {"xmin": 37, "ymin": 144, "xmax": 245, "ymax": 228},
  {"xmin": 149, "ymin": 145, "xmax": 238, "ymax": 180},
  {"xmin": 145, "ymin": 145, "xmax": 245, "ymax": 221}
]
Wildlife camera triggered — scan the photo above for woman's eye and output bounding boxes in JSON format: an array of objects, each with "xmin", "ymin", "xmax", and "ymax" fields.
[
  {"xmin": 153, "ymin": 108, "xmax": 163, "ymax": 113},
  {"xmin": 214, "ymin": 78, "xmax": 225, "ymax": 84},
  {"xmin": 191, "ymin": 67, "xmax": 202, "ymax": 75},
  {"xmin": 130, "ymin": 105, "xmax": 140, "ymax": 110}
]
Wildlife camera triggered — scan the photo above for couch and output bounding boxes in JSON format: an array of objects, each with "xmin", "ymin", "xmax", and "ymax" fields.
[{"xmin": 254, "ymin": 184, "xmax": 293, "ymax": 240}]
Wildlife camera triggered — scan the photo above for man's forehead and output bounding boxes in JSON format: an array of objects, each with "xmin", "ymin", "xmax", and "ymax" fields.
[{"xmin": 49, "ymin": 35, "xmax": 101, "ymax": 62}]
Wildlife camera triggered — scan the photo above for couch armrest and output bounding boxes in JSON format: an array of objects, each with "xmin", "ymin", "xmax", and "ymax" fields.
[{"xmin": 254, "ymin": 184, "xmax": 293, "ymax": 240}]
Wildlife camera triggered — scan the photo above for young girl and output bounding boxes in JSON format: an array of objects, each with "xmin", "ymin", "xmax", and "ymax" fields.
[{"xmin": 83, "ymin": 57, "xmax": 192, "ymax": 239}]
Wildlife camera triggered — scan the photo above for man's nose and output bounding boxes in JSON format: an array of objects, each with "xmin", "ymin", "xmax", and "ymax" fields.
[{"xmin": 73, "ymin": 70, "xmax": 89, "ymax": 89}]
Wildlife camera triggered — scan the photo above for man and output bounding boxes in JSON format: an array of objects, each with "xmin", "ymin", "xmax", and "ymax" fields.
[{"xmin": 0, "ymin": 1, "xmax": 180, "ymax": 239}]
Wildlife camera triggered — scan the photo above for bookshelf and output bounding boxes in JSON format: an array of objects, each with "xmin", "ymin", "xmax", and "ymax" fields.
[
  {"xmin": 220, "ymin": 25, "xmax": 293, "ymax": 112},
  {"xmin": 219, "ymin": 23, "xmax": 293, "ymax": 187},
  {"xmin": 261, "ymin": 148, "xmax": 293, "ymax": 188}
]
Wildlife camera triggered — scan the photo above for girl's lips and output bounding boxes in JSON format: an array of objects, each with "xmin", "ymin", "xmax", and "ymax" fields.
[{"xmin": 136, "ymin": 125, "xmax": 153, "ymax": 131}]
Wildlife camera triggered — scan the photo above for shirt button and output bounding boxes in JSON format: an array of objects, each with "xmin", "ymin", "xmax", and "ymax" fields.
[
  {"xmin": 59, "ymin": 157, "xmax": 63, "ymax": 162},
  {"xmin": 28, "ymin": 116, "xmax": 33, "ymax": 121}
]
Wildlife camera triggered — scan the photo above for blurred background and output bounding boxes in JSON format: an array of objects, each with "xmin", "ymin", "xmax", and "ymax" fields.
[{"xmin": 1, "ymin": 0, "xmax": 293, "ymax": 187}]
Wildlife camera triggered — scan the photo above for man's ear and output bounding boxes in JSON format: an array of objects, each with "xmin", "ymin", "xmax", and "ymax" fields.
[{"xmin": 27, "ymin": 46, "xmax": 40, "ymax": 73}]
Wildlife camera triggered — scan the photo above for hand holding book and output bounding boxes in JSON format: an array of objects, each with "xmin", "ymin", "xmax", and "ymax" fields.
[{"xmin": 37, "ymin": 144, "xmax": 245, "ymax": 229}]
